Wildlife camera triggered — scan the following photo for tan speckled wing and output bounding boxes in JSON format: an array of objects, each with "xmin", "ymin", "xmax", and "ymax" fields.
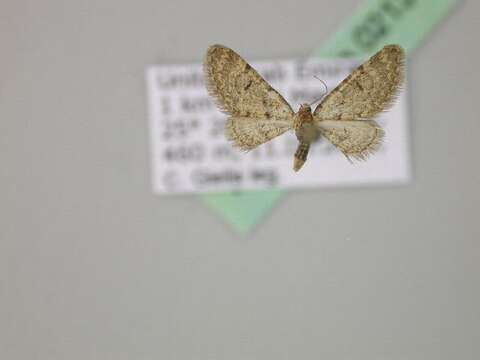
[
  {"xmin": 224, "ymin": 116, "xmax": 293, "ymax": 151},
  {"xmin": 318, "ymin": 120, "xmax": 384, "ymax": 161},
  {"xmin": 204, "ymin": 44, "xmax": 294, "ymax": 150},
  {"xmin": 313, "ymin": 45, "xmax": 405, "ymax": 121},
  {"xmin": 314, "ymin": 45, "xmax": 404, "ymax": 160}
]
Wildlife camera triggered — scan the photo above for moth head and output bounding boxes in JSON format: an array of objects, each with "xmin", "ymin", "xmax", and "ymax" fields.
[{"xmin": 298, "ymin": 103, "xmax": 312, "ymax": 115}]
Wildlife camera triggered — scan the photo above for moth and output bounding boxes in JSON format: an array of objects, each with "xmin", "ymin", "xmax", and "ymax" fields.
[{"xmin": 204, "ymin": 44, "xmax": 405, "ymax": 171}]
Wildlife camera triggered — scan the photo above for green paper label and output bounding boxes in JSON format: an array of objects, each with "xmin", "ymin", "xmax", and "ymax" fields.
[{"xmin": 317, "ymin": 0, "xmax": 460, "ymax": 58}]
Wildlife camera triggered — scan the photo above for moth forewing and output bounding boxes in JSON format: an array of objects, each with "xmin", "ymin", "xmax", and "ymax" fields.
[
  {"xmin": 313, "ymin": 44, "xmax": 405, "ymax": 121},
  {"xmin": 204, "ymin": 45, "xmax": 295, "ymax": 150}
]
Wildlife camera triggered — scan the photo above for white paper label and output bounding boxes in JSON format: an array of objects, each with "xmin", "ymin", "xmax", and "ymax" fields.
[{"xmin": 146, "ymin": 57, "xmax": 411, "ymax": 195}]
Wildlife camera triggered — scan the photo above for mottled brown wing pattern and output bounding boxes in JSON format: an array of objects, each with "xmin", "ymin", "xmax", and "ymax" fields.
[
  {"xmin": 204, "ymin": 45, "xmax": 294, "ymax": 150},
  {"xmin": 314, "ymin": 45, "xmax": 405, "ymax": 121},
  {"xmin": 314, "ymin": 45, "xmax": 404, "ymax": 160}
]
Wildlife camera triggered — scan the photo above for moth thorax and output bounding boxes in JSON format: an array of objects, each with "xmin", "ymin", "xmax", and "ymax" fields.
[
  {"xmin": 294, "ymin": 103, "xmax": 313, "ymax": 128},
  {"xmin": 294, "ymin": 105, "xmax": 318, "ymax": 143}
]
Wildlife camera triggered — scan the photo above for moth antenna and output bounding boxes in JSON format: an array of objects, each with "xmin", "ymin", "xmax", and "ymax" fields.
[{"xmin": 308, "ymin": 76, "xmax": 329, "ymax": 106}]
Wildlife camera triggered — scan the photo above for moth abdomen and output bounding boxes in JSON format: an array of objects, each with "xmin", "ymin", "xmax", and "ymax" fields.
[{"xmin": 293, "ymin": 142, "xmax": 311, "ymax": 172}]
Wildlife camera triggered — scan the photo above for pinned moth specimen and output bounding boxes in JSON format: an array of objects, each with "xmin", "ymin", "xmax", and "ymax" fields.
[{"xmin": 203, "ymin": 44, "xmax": 405, "ymax": 171}]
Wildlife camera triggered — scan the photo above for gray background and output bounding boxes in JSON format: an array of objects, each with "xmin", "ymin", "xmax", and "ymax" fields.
[{"xmin": 1, "ymin": 0, "xmax": 479, "ymax": 359}]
